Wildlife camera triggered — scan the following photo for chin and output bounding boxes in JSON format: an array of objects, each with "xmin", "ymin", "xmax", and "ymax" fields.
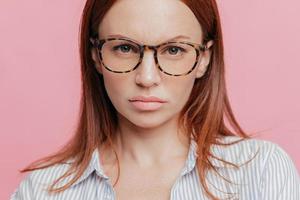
[
  {"xmin": 118, "ymin": 111, "xmax": 173, "ymax": 130},
  {"xmin": 131, "ymin": 120, "xmax": 165, "ymax": 129}
]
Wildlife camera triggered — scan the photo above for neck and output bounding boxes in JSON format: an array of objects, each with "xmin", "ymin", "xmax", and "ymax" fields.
[{"xmin": 111, "ymin": 113, "xmax": 190, "ymax": 168}]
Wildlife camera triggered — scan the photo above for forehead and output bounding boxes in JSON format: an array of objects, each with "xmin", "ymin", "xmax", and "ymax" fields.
[{"xmin": 98, "ymin": 0, "xmax": 203, "ymax": 44}]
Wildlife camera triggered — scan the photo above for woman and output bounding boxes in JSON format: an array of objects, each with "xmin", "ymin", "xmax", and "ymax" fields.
[{"xmin": 11, "ymin": 0, "xmax": 299, "ymax": 199}]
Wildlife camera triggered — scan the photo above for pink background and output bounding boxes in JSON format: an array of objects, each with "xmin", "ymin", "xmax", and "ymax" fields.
[{"xmin": 1, "ymin": 0, "xmax": 299, "ymax": 199}]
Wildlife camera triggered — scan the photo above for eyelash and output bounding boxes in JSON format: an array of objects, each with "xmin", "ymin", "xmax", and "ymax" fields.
[
  {"xmin": 113, "ymin": 44, "xmax": 187, "ymax": 55},
  {"xmin": 113, "ymin": 44, "xmax": 139, "ymax": 53},
  {"xmin": 162, "ymin": 46, "xmax": 186, "ymax": 54}
]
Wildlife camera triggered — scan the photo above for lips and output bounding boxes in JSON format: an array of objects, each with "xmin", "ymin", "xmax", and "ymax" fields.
[
  {"xmin": 129, "ymin": 96, "xmax": 167, "ymax": 111},
  {"xmin": 129, "ymin": 96, "xmax": 167, "ymax": 103}
]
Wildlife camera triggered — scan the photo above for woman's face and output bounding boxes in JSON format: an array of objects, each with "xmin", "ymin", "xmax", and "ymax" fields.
[{"xmin": 91, "ymin": 0, "xmax": 213, "ymax": 129}]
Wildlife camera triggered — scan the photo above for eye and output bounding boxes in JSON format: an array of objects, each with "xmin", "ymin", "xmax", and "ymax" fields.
[
  {"xmin": 113, "ymin": 44, "xmax": 138, "ymax": 53},
  {"xmin": 163, "ymin": 46, "xmax": 186, "ymax": 55}
]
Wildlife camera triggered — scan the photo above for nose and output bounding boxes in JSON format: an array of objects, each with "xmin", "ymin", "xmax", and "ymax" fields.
[{"xmin": 135, "ymin": 47, "xmax": 161, "ymax": 88}]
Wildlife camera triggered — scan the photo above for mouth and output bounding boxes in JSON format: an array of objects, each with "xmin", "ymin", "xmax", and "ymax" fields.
[{"xmin": 128, "ymin": 96, "xmax": 167, "ymax": 111}]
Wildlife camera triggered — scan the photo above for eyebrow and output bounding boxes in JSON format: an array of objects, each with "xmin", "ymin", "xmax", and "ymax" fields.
[{"xmin": 106, "ymin": 34, "xmax": 191, "ymax": 44}]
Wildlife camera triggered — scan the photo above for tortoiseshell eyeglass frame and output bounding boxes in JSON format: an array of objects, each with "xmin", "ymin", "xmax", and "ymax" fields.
[{"xmin": 90, "ymin": 37, "xmax": 210, "ymax": 76}]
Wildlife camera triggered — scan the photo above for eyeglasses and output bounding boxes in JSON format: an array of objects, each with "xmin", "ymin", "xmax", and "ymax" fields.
[{"xmin": 90, "ymin": 37, "xmax": 210, "ymax": 76}]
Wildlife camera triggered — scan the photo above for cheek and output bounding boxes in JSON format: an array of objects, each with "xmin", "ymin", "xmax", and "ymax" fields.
[
  {"xmin": 102, "ymin": 73, "xmax": 128, "ymax": 106},
  {"xmin": 167, "ymin": 77, "xmax": 196, "ymax": 108}
]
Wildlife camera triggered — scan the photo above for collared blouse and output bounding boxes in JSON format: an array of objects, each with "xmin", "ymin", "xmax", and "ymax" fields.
[{"xmin": 10, "ymin": 136, "xmax": 300, "ymax": 200}]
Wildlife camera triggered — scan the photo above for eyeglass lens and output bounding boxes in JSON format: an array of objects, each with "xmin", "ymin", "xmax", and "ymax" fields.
[{"xmin": 100, "ymin": 39, "xmax": 198, "ymax": 75}]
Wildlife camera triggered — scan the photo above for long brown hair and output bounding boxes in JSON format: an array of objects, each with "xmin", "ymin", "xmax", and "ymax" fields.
[{"xmin": 20, "ymin": 0, "xmax": 251, "ymax": 199}]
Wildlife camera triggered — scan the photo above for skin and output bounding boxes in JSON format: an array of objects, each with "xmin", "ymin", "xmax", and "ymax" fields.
[{"xmin": 90, "ymin": 0, "xmax": 213, "ymax": 198}]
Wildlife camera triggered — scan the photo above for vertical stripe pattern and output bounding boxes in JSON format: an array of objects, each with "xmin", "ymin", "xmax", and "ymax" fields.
[{"xmin": 10, "ymin": 136, "xmax": 300, "ymax": 199}]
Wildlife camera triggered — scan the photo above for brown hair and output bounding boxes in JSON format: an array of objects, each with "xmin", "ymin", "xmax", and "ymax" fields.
[{"xmin": 20, "ymin": 0, "xmax": 251, "ymax": 199}]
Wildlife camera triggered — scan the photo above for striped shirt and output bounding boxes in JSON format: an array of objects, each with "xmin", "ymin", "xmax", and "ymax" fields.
[{"xmin": 10, "ymin": 136, "xmax": 300, "ymax": 199}]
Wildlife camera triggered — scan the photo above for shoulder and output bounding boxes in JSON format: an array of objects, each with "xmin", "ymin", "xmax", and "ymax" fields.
[
  {"xmin": 10, "ymin": 162, "xmax": 72, "ymax": 199},
  {"xmin": 210, "ymin": 136, "xmax": 300, "ymax": 199},
  {"xmin": 211, "ymin": 136, "xmax": 297, "ymax": 169}
]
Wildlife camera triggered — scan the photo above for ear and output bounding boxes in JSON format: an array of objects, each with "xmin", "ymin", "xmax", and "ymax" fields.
[
  {"xmin": 195, "ymin": 40, "xmax": 214, "ymax": 78},
  {"xmin": 90, "ymin": 38, "xmax": 103, "ymax": 74}
]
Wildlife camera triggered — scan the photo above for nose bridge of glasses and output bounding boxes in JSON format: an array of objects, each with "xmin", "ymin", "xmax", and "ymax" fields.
[
  {"xmin": 142, "ymin": 45, "xmax": 157, "ymax": 53},
  {"xmin": 138, "ymin": 44, "xmax": 160, "ymax": 72},
  {"xmin": 140, "ymin": 45, "xmax": 158, "ymax": 62}
]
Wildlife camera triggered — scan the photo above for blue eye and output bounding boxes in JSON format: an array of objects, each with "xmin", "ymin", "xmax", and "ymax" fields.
[
  {"xmin": 113, "ymin": 44, "xmax": 138, "ymax": 53},
  {"xmin": 164, "ymin": 46, "xmax": 186, "ymax": 55},
  {"xmin": 117, "ymin": 45, "xmax": 130, "ymax": 52}
]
